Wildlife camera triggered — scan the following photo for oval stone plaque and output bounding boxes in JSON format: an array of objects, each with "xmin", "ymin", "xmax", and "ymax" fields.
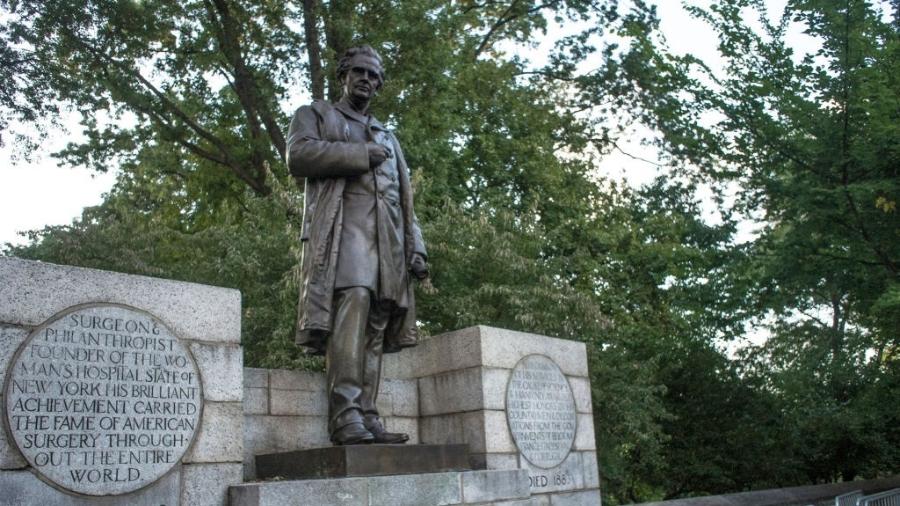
[
  {"xmin": 3, "ymin": 304, "xmax": 202, "ymax": 495},
  {"xmin": 506, "ymin": 354, "xmax": 577, "ymax": 469}
]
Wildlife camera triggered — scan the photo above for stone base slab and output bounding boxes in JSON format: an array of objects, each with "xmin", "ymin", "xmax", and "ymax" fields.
[
  {"xmin": 255, "ymin": 444, "xmax": 471, "ymax": 480},
  {"xmin": 231, "ymin": 469, "xmax": 531, "ymax": 506}
]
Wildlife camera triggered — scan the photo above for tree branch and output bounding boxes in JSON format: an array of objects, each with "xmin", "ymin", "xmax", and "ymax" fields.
[
  {"xmin": 203, "ymin": 0, "xmax": 286, "ymax": 160},
  {"xmin": 301, "ymin": 0, "xmax": 325, "ymax": 100},
  {"xmin": 71, "ymin": 33, "xmax": 273, "ymax": 195},
  {"xmin": 473, "ymin": 0, "xmax": 521, "ymax": 59}
]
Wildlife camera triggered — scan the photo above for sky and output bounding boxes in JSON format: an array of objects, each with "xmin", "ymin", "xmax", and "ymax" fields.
[{"xmin": 0, "ymin": 0, "xmax": 810, "ymax": 247}]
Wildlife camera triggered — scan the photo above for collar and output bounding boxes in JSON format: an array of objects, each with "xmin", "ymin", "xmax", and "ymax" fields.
[{"xmin": 335, "ymin": 97, "xmax": 388, "ymax": 131}]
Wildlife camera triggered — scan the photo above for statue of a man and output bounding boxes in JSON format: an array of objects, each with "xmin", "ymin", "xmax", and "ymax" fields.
[{"xmin": 286, "ymin": 45, "xmax": 428, "ymax": 445}]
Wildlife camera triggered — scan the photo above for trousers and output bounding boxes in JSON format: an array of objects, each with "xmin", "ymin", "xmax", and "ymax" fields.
[{"xmin": 326, "ymin": 287, "xmax": 389, "ymax": 434}]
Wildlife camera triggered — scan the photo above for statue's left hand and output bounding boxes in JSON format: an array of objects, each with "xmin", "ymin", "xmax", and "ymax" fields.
[{"xmin": 410, "ymin": 253, "xmax": 429, "ymax": 280}]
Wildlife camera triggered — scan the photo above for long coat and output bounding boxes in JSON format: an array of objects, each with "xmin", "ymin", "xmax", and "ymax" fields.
[{"xmin": 286, "ymin": 99, "xmax": 426, "ymax": 355}]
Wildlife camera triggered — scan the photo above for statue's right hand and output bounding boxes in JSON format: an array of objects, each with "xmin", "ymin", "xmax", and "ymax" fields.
[{"xmin": 367, "ymin": 143, "xmax": 388, "ymax": 168}]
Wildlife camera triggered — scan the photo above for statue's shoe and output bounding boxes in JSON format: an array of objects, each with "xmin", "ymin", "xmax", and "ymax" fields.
[
  {"xmin": 331, "ymin": 422, "xmax": 375, "ymax": 446},
  {"xmin": 364, "ymin": 416, "xmax": 409, "ymax": 444}
]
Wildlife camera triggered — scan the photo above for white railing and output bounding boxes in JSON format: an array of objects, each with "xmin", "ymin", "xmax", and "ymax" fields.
[
  {"xmin": 835, "ymin": 490, "xmax": 863, "ymax": 506},
  {"xmin": 857, "ymin": 488, "xmax": 900, "ymax": 506}
]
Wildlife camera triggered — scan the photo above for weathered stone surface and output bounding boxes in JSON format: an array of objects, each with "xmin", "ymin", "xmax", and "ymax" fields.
[
  {"xmin": 0, "ymin": 466, "xmax": 180, "ymax": 506},
  {"xmin": 244, "ymin": 415, "xmax": 330, "ymax": 481},
  {"xmin": 242, "ymin": 457, "xmax": 256, "ymax": 482},
  {"xmin": 185, "ymin": 401, "xmax": 243, "ymax": 463},
  {"xmin": 479, "ymin": 326, "xmax": 588, "ymax": 378},
  {"xmin": 269, "ymin": 388, "xmax": 327, "ymax": 416},
  {"xmin": 181, "ymin": 463, "xmax": 243, "ymax": 506},
  {"xmin": 548, "ymin": 488, "xmax": 601, "ymax": 506},
  {"xmin": 0, "ymin": 325, "xmax": 28, "ymax": 378},
  {"xmin": 483, "ymin": 367, "xmax": 511, "ymax": 410},
  {"xmin": 582, "ymin": 451, "xmax": 599, "ymax": 489},
  {"xmin": 420, "ymin": 411, "xmax": 486, "ymax": 452},
  {"xmin": 568, "ymin": 377, "xmax": 592, "ymax": 414},
  {"xmin": 368, "ymin": 471, "xmax": 462, "ymax": 506},
  {"xmin": 191, "ymin": 341, "xmax": 243, "ymax": 402},
  {"xmin": 383, "ymin": 326, "xmax": 589, "ymax": 379},
  {"xmin": 473, "ymin": 452, "xmax": 519, "ymax": 471},
  {"xmin": 419, "ymin": 367, "xmax": 484, "ymax": 416},
  {"xmin": 243, "ymin": 414, "xmax": 329, "ymax": 456},
  {"xmin": 485, "ymin": 409, "xmax": 517, "ymax": 453},
  {"xmin": 383, "ymin": 326, "xmax": 483, "ymax": 379},
  {"xmin": 422, "ymin": 411, "xmax": 514, "ymax": 453},
  {"xmin": 461, "ymin": 469, "xmax": 530, "ymax": 503},
  {"xmin": 268, "ymin": 368, "xmax": 324, "ymax": 391},
  {"xmin": 375, "ymin": 391, "xmax": 393, "ymax": 415},
  {"xmin": 230, "ymin": 477, "xmax": 368, "ymax": 506},
  {"xmin": 0, "ymin": 257, "xmax": 240, "ymax": 343},
  {"xmin": 0, "ymin": 325, "xmax": 28, "ymax": 470},
  {"xmin": 383, "ymin": 416, "xmax": 419, "ymax": 444},
  {"xmin": 574, "ymin": 414, "xmax": 596, "ymax": 450},
  {"xmin": 416, "ymin": 367, "xmax": 510, "ymax": 415},
  {"xmin": 492, "ymin": 497, "xmax": 551, "ymax": 506},
  {"xmin": 0, "ymin": 422, "xmax": 26, "ymax": 470},
  {"xmin": 243, "ymin": 387, "xmax": 268, "ymax": 415},
  {"xmin": 381, "ymin": 378, "xmax": 418, "ymax": 416},
  {"xmin": 507, "ymin": 355, "xmax": 577, "ymax": 468},
  {"xmin": 243, "ymin": 367, "xmax": 268, "ymax": 388},
  {"xmin": 4, "ymin": 305, "xmax": 202, "ymax": 495},
  {"xmin": 256, "ymin": 444, "xmax": 470, "ymax": 480},
  {"xmin": 520, "ymin": 451, "xmax": 584, "ymax": 494}
]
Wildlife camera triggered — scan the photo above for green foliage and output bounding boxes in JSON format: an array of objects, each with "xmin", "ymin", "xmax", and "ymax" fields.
[
  {"xmin": 3, "ymin": 0, "xmax": 898, "ymax": 502},
  {"xmin": 613, "ymin": 0, "xmax": 900, "ymax": 489}
]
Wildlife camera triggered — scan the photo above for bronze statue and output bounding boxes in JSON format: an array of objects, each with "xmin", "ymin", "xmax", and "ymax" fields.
[{"xmin": 286, "ymin": 46, "xmax": 428, "ymax": 445}]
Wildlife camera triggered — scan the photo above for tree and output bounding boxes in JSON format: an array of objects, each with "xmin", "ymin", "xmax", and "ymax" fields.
[{"xmin": 613, "ymin": 0, "xmax": 900, "ymax": 484}]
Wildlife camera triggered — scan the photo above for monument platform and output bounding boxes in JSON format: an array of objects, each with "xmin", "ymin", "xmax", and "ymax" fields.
[
  {"xmin": 255, "ymin": 444, "xmax": 471, "ymax": 480},
  {"xmin": 230, "ymin": 468, "xmax": 537, "ymax": 506},
  {"xmin": 242, "ymin": 326, "xmax": 602, "ymax": 505}
]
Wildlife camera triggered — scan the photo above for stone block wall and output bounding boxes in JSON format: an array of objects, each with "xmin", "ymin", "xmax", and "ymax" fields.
[
  {"xmin": 242, "ymin": 367, "xmax": 418, "ymax": 480},
  {"xmin": 242, "ymin": 326, "xmax": 600, "ymax": 504},
  {"xmin": 383, "ymin": 326, "xmax": 600, "ymax": 504},
  {"xmin": 0, "ymin": 257, "xmax": 244, "ymax": 506}
]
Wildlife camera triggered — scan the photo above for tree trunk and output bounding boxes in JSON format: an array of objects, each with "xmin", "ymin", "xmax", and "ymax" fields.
[
  {"xmin": 301, "ymin": 0, "xmax": 325, "ymax": 100},
  {"xmin": 324, "ymin": 0, "xmax": 355, "ymax": 101}
]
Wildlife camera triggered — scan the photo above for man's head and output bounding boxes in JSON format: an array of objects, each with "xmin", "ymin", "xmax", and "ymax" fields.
[{"xmin": 337, "ymin": 45, "xmax": 385, "ymax": 103}]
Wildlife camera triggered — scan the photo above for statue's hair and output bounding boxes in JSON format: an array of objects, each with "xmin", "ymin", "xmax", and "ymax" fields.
[{"xmin": 337, "ymin": 45, "xmax": 385, "ymax": 89}]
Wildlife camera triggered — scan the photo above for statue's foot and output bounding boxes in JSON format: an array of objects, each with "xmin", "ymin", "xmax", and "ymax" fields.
[
  {"xmin": 364, "ymin": 416, "xmax": 409, "ymax": 444},
  {"xmin": 371, "ymin": 429, "xmax": 409, "ymax": 444},
  {"xmin": 331, "ymin": 422, "xmax": 375, "ymax": 446}
]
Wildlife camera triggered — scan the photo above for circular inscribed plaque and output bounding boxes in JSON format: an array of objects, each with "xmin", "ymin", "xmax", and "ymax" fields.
[
  {"xmin": 3, "ymin": 304, "xmax": 202, "ymax": 495},
  {"xmin": 506, "ymin": 354, "xmax": 577, "ymax": 469}
]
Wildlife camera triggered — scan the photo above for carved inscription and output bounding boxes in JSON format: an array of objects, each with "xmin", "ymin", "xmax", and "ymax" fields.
[
  {"xmin": 506, "ymin": 355, "xmax": 576, "ymax": 469},
  {"xmin": 3, "ymin": 305, "xmax": 201, "ymax": 495}
]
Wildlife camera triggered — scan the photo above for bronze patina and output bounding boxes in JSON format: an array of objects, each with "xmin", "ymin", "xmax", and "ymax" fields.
[{"xmin": 286, "ymin": 45, "xmax": 428, "ymax": 445}]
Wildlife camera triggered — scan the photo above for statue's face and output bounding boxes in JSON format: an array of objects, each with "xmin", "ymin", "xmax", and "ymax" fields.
[{"xmin": 343, "ymin": 54, "xmax": 383, "ymax": 102}]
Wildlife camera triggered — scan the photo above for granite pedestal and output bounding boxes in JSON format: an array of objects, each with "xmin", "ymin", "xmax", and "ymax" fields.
[
  {"xmin": 239, "ymin": 326, "xmax": 601, "ymax": 506},
  {"xmin": 255, "ymin": 444, "xmax": 471, "ymax": 480}
]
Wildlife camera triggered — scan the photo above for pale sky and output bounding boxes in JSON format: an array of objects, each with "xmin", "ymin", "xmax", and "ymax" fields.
[{"xmin": 0, "ymin": 0, "xmax": 815, "ymax": 247}]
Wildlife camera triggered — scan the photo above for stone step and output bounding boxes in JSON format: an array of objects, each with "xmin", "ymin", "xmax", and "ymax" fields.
[
  {"xmin": 230, "ymin": 469, "xmax": 531, "ymax": 506},
  {"xmin": 255, "ymin": 444, "xmax": 472, "ymax": 480}
]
